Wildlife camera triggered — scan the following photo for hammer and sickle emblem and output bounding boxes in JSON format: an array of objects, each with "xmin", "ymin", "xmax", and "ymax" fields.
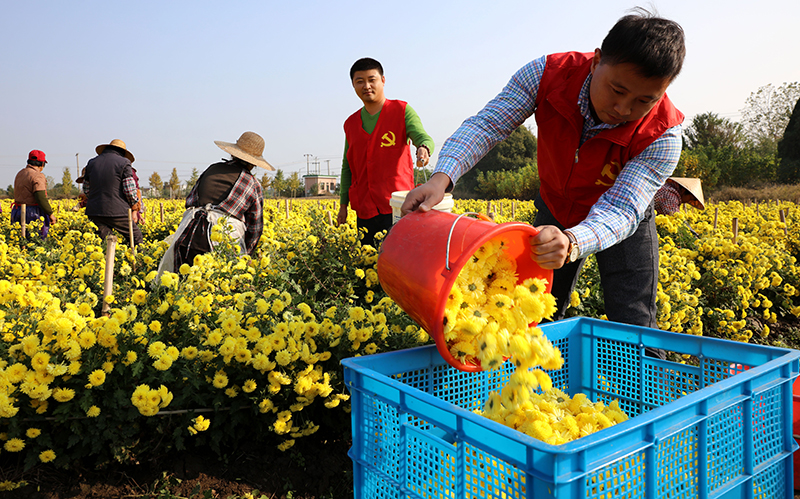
[
  {"xmin": 380, "ymin": 131, "xmax": 396, "ymax": 147},
  {"xmin": 595, "ymin": 160, "xmax": 622, "ymax": 187}
]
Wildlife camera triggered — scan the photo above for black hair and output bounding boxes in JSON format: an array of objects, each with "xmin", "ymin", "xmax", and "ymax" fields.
[
  {"xmin": 27, "ymin": 160, "xmax": 44, "ymax": 167},
  {"xmin": 350, "ymin": 58, "xmax": 384, "ymax": 80},
  {"xmin": 600, "ymin": 7, "xmax": 685, "ymax": 81}
]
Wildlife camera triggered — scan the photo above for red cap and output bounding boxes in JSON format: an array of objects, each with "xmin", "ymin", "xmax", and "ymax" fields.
[{"xmin": 28, "ymin": 150, "xmax": 47, "ymax": 163}]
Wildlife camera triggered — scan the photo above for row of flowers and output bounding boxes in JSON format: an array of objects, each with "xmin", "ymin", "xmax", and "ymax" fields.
[
  {"xmin": 2, "ymin": 196, "xmax": 799, "ymax": 472},
  {"xmin": 0, "ymin": 198, "xmax": 427, "ymax": 471}
]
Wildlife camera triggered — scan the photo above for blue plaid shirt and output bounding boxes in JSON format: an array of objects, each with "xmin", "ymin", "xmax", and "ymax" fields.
[{"xmin": 435, "ymin": 55, "xmax": 682, "ymax": 256}]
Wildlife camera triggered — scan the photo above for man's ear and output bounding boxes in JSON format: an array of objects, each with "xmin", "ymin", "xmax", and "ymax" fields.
[{"xmin": 591, "ymin": 48, "xmax": 602, "ymax": 72}]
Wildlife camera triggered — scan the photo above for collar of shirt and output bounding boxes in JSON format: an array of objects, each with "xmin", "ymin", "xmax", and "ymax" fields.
[{"xmin": 578, "ymin": 74, "xmax": 620, "ymax": 145}]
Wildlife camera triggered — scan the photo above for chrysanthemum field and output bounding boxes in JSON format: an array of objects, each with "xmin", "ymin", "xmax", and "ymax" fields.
[{"xmin": 1, "ymin": 196, "xmax": 800, "ymax": 495}]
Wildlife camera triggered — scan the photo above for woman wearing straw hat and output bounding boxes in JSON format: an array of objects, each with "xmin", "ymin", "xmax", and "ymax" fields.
[
  {"xmin": 653, "ymin": 177, "xmax": 705, "ymax": 215},
  {"xmin": 83, "ymin": 139, "xmax": 142, "ymax": 245},
  {"xmin": 156, "ymin": 131, "xmax": 274, "ymax": 276}
]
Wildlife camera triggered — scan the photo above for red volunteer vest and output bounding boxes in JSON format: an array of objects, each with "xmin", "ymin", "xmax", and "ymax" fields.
[
  {"xmin": 535, "ymin": 52, "xmax": 684, "ymax": 227},
  {"xmin": 344, "ymin": 99, "xmax": 414, "ymax": 219}
]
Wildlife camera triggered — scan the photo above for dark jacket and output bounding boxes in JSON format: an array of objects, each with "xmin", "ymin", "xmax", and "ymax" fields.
[{"xmin": 84, "ymin": 150, "xmax": 135, "ymax": 218}]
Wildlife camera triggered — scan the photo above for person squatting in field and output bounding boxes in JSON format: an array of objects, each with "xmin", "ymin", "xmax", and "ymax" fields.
[
  {"xmin": 156, "ymin": 131, "xmax": 272, "ymax": 276},
  {"xmin": 402, "ymin": 9, "xmax": 686, "ymax": 358},
  {"xmin": 11, "ymin": 149, "xmax": 57, "ymax": 239}
]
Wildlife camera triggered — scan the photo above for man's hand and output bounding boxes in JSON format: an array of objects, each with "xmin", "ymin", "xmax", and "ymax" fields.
[
  {"xmin": 336, "ymin": 204, "xmax": 348, "ymax": 226},
  {"xmin": 529, "ymin": 225, "xmax": 571, "ymax": 270},
  {"xmin": 49, "ymin": 214, "xmax": 57, "ymax": 224},
  {"xmin": 401, "ymin": 172, "xmax": 451, "ymax": 215},
  {"xmin": 416, "ymin": 146, "xmax": 430, "ymax": 168}
]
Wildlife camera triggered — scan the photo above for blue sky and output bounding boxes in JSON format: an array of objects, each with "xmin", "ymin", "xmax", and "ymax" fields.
[{"xmin": 1, "ymin": 0, "xmax": 799, "ymax": 189}]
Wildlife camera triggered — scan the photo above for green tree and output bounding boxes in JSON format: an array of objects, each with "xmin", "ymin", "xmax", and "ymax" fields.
[
  {"xmin": 683, "ymin": 112, "xmax": 745, "ymax": 150},
  {"xmin": 149, "ymin": 172, "xmax": 164, "ymax": 197},
  {"xmin": 6, "ymin": 185, "xmax": 13, "ymax": 197},
  {"xmin": 476, "ymin": 163, "xmax": 540, "ymax": 200},
  {"xmin": 260, "ymin": 172, "xmax": 272, "ymax": 194},
  {"xmin": 168, "ymin": 168, "xmax": 181, "ymax": 198},
  {"xmin": 453, "ymin": 125, "xmax": 537, "ymax": 197},
  {"xmin": 55, "ymin": 167, "xmax": 78, "ymax": 198},
  {"xmin": 187, "ymin": 167, "xmax": 200, "ymax": 189},
  {"xmin": 777, "ymin": 96, "xmax": 800, "ymax": 183},
  {"xmin": 272, "ymin": 170, "xmax": 286, "ymax": 197},
  {"xmin": 740, "ymin": 82, "xmax": 800, "ymax": 152},
  {"xmin": 286, "ymin": 172, "xmax": 302, "ymax": 198}
]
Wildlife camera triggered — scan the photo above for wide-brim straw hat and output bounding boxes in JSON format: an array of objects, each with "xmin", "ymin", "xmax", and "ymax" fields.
[
  {"xmin": 669, "ymin": 177, "xmax": 705, "ymax": 209},
  {"xmin": 96, "ymin": 139, "xmax": 135, "ymax": 163},
  {"xmin": 214, "ymin": 131, "xmax": 275, "ymax": 171}
]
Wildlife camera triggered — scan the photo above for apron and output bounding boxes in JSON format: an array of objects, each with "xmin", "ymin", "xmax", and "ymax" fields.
[{"xmin": 156, "ymin": 204, "xmax": 247, "ymax": 281}]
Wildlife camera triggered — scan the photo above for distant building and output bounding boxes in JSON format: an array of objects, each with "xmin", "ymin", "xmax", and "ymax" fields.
[{"xmin": 303, "ymin": 175, "xmax": 339, "ymax": 196}]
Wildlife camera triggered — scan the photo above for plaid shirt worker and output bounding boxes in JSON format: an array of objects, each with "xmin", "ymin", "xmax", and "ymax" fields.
[
  {"xmin": 434, "ymin": 55, "xmax": 682, "ymax": 257},
  {"xmin": 182, "ymin": 169, "xmax": 264, "ymax": 255}
]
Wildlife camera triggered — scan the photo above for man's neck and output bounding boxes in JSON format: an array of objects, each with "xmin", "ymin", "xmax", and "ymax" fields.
[{"xmin": 363, "ymin": 98, "xmax": 385, "ymax": 116}]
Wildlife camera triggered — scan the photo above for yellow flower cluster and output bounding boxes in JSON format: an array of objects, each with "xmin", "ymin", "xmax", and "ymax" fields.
[
  {"xmin": 443, "ymin": 237, "xmax": 560, "ymax": 370},
  {"xmin": 482, "ymin": 387, "xmax": 629, "ymax": 445},
  {"xmin": 131, "ymin": 384, "xmax": 174, "ymax": 416},
  {"xmin": 187, "ymin": 415, "xmax": 210, "ymax": 435},
  {"xmin": 439, "ymin": 234, "xmax": 629, "ymax": 444}
]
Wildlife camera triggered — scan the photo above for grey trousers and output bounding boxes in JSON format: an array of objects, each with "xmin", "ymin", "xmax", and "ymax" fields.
[{"xmin": 533, "ymin": 196, "xmax": 659, "ymax": 329}]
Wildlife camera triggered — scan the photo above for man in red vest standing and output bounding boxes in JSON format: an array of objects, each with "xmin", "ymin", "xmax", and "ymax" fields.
[
  {"xmin": 339, "ymin": 57, "xmax": 434, "ymax": 248},
  {"xmin": 402, "ymin": 9, "xmax": 685, "ymax": 354}
]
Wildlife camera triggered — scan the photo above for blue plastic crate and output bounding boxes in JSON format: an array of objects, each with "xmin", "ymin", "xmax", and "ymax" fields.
[{"xmin": 342, "ymin": 317, "xmax": 800, "ymax": 498}]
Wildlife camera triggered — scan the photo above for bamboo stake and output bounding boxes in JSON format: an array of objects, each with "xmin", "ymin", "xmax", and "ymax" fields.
[
  {"xmin": 20, "ymin": 204, "xmax": 26, "ymax": 240},
  {"xmin": 128, "ymin": 209, "xmax": 136, "ymax": 256},
  {"xmin": 327, "ymin": 210, "xmax": 334, "ymax": 226},
  {"xmin": 511, "ymin": 201, "xmax": 516, "ymax": 220},
  {"xmin": 487, "ymin": 201, "xmax": 492, "ymax": 217},
  {"xmin": 285, "ymin": 199, "xmax": 290, "ymax": 218},
  {"xmin": 102, "ymin": 235, "xmax": 118, "ymax": 317},
  {"xmin": 780, "ymin": 209, "xmax": 788, "ymax": 236},
  {"xmin": 756, "ymin": 201, "xmax": 760, "ymax": 217},
  {"xmin": 713, "ymin": 206, "xmax": 718, "ymax": 230},
  {"xmin": 732, "ymin": 218, "xmax": 739, "ymax": 244},
  {"xmin": 160, "ymin": 202, "xmax": 164, "ymax": 223}
]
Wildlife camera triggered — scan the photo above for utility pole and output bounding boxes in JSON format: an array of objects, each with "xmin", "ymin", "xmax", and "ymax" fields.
[
  {"xmin": 76, "ymin": 153, "xmax": 80, "ymax": 177},
  {"xmin": 313, "ymin": 156, "xmax": 320, "ymax": 175},
  {"xmin": 304, "ymin": 154, "xmax": 313, "ymax": 175},
  {"xmin": 325, "ymin": 160, "xmax": 330, "ymax": 175}
]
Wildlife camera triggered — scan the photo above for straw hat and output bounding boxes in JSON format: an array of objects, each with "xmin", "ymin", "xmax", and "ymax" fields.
[
  {"xmin": 96, "ymin": 139, "xmax": 135, "ymax": 163},
  {"xmin": 668, "ymin": 177, "xmax": 705, "ymax": 209},
  {"xmin": 214, "ymin": 131, "xmax": 275, "ymax": 171}
]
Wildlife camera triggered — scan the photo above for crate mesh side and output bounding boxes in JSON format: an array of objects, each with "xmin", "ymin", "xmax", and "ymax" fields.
[
  {"xmin": 595, "ymin": 338, "xmax": 640, "ymax": 415},
  {"xmin": 585, "ymin": 451, "xmax": 645, "ymax": 498},
  {"xmin": 548, "ymin": 336, "xmax": 570, "ymax": 391},
  {"xmin": 360, "ymin": 468, "xmax": 404, "ymax": 499},
  {"xmin": 406, "ymin": 430, "xmax": 457, "ymax": 499},
  {"xmin": 706, "ymin": 404, "xmax": 744, "ymax": 492},
  {"xmin": 753, "ymin": 459, "xmax": 786, "ymax": 499},
  {"xmin": 464, "ymin": 443, "xmax": 526, "ymax": 499},
  {"xmin": 703, "ymin": 357, "xmax": 735, "ymax": 387},
  {"xmin": 361, "ymin": 397, "xmax": 403, "ymax": 481},
  {"xmin": 643, "ymin": 363, "xmax": 700, "ymax": 409},
  {"xmin": 655, "ymin": 425, "xmax": 699, "ymax": 498},
  {"xmin": 394, "ymin": 368, "xmax": 432, "ymax": 393},
  {"xmin": 752, "ymin": 385, "xmax": 784, "ymax": 467}
]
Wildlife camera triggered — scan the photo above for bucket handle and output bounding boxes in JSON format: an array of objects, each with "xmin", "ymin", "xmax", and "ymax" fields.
[{"xmin": 445, "ymin": 212, "xmax": 493, "ymax": 271}]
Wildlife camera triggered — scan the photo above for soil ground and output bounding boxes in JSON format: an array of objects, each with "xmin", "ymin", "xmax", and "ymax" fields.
[{"xmin": 0, "ymin": 431, "xmax": 353, "ymax": 499}]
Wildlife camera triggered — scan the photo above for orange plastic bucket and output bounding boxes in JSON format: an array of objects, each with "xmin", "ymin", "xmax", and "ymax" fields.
[{"xmin": 377, "ymin": 210, "xmax": 553, "ymax": 372}]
